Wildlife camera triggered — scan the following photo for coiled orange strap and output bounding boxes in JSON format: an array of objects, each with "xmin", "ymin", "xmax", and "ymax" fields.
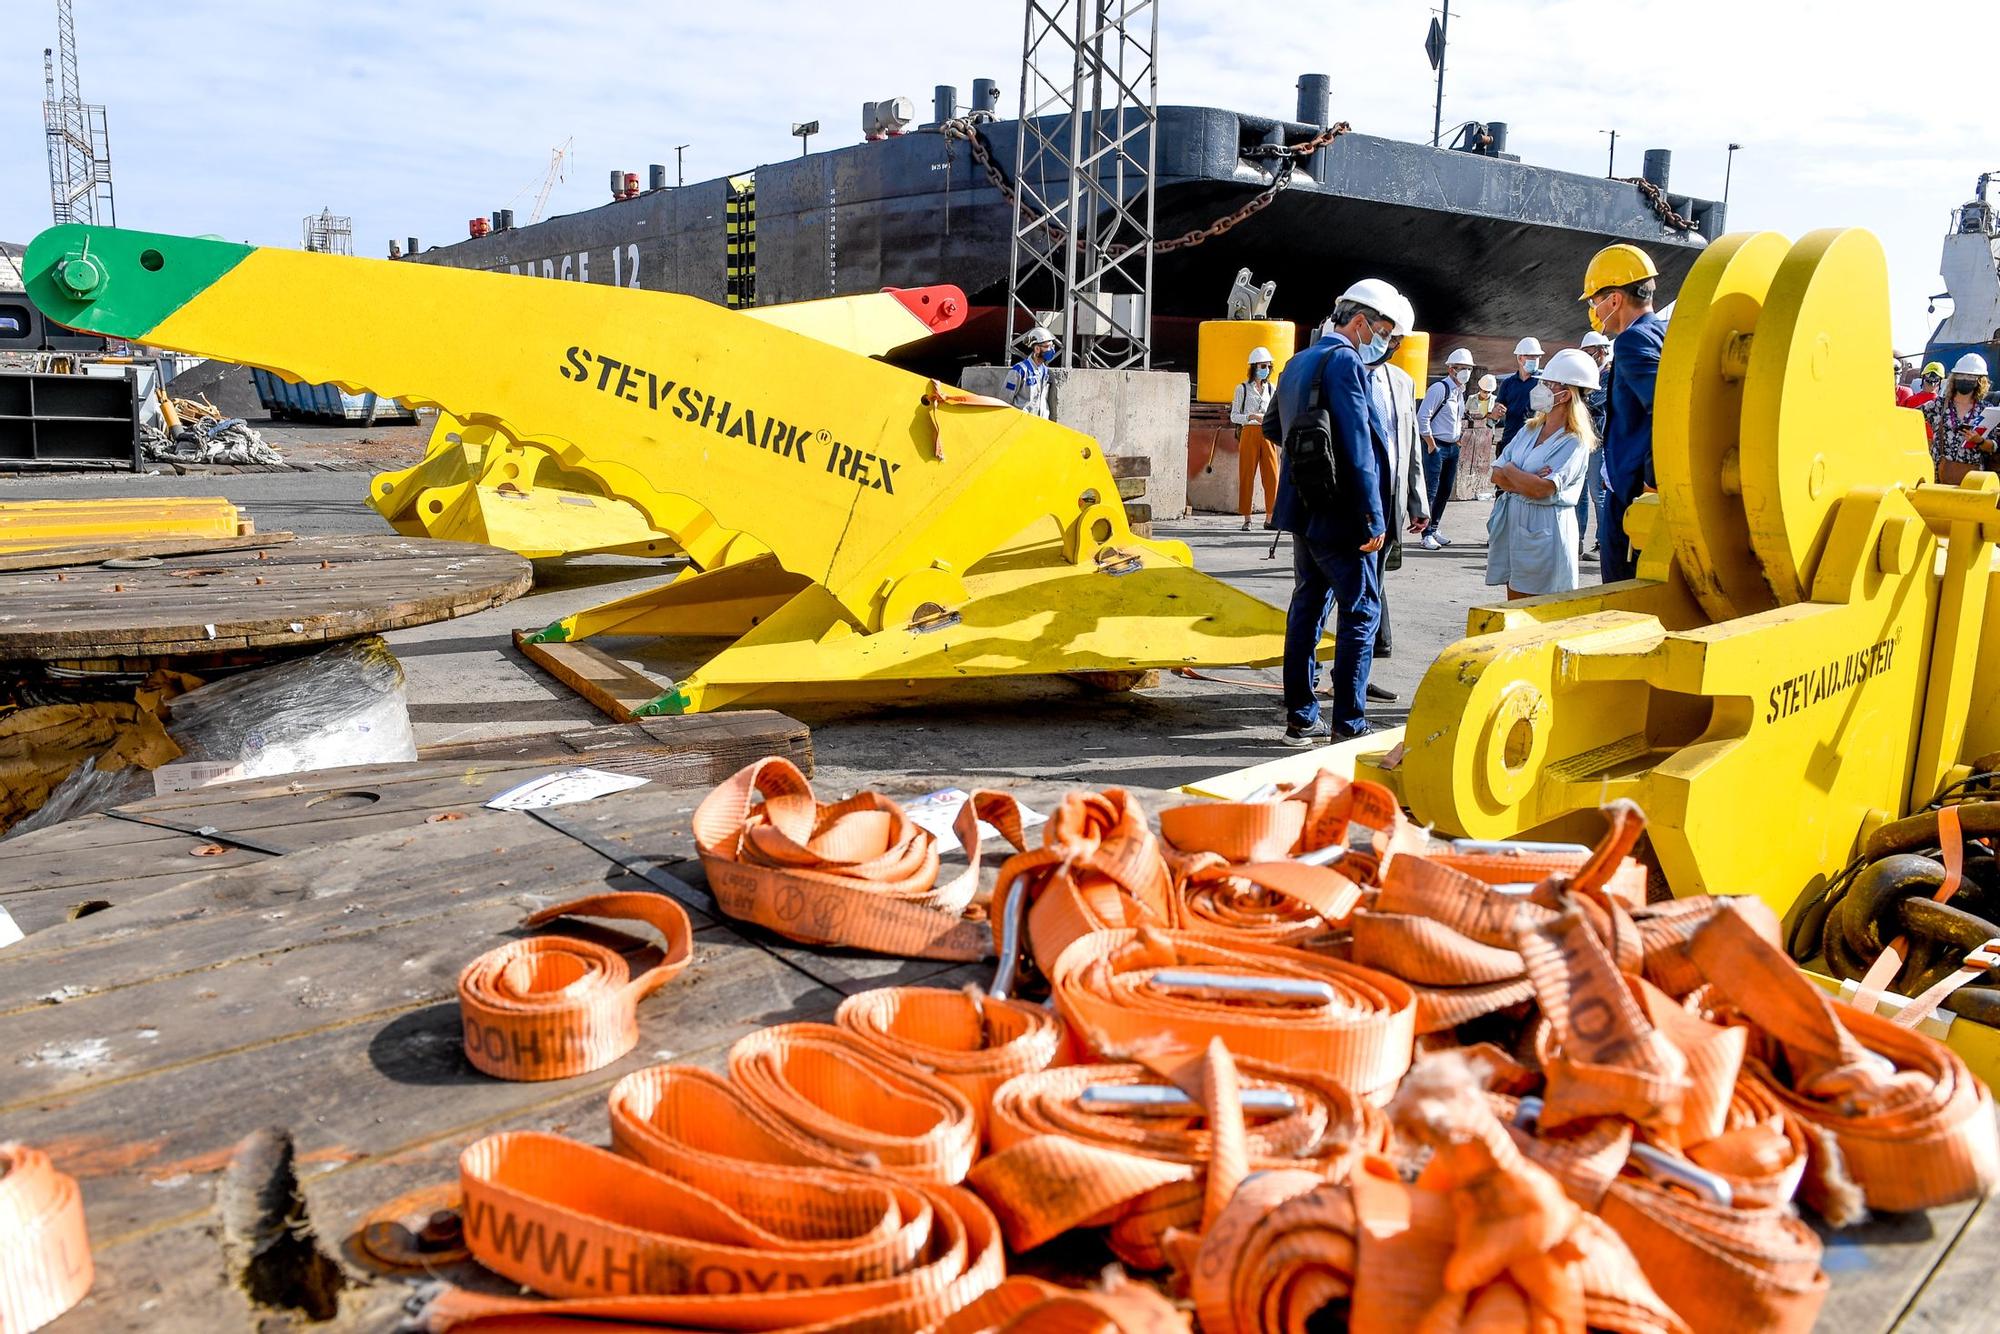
[
  {"xmin": 457, "ymin": 891, "xmax": 694, "ymax": 1081},
  {"xmin": 0, "ymin": 1144, "xmax": 92, "ymax": 1334},
  {"xmin": 1047, "ymin": 925, "xmax": 1415, "ymax": 1100},
  {"xmin": 932, "ymin": 1274, "xmax": 1187, "ymax": 1333},
  {"xmin": 967, "ymin": 1047, "xmax": 1386, "ymax": 1268},
  {"xmin": 990, "ymin": 789, "xmax": 1176, "ymax": 983},
  {"xmin": 1689, "ymin": 905, "xmax": 2000, "ymax": 1217},
  {"xmin": 693, "ymin": 757, "xmax": 1008, "ymax": 961},
  {"xmin": 835, "ymin": 987, "xmax": 1066, "ymax": 1144},
  {"xmin": 727, "ymin": 1022, "xmax": 981, "ymax": 1185}
]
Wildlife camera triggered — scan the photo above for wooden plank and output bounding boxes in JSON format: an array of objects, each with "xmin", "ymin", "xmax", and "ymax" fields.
[
  {"xmin": 0, "ymin": 760, "xmax": 591, "ymax": 933},
  {"xmin": 0, "ymin": 722, "xmax": 810, "ymax": 935},
  {"xmin": 515, "ymin": 632, "xmax": 669, "ymax": 722},
  {"xmin": 0, "ymin": 535, "xmax": 531, "ymax": 661},
  {"xmin": 1884, "ymin": 1195, "xmax": 1996, "ymax": 1332},
  {"xmin": 1812, "ymin": 1205, "xmax": 1977, "ymax": 1334},
  {"xmin": 0, "ymin": 531, "xmax": 295, "ymax": 572},
  {"xmin": 418, "ymin": 710, "xmax": 814, "ymax": 782}
]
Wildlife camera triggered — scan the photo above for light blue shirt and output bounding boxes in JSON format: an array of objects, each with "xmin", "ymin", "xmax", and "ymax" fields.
[{"xmin": 1486, "ymin": 423, "xmax": 1590, "ymax": 594}]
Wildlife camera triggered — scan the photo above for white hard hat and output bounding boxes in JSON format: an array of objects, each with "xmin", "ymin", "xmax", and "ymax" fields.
[
  {"xmin": 1477, "ymin": 373, "xmax": 1498, "ymax": 393},
  {"xmin": 1444, "ymin": 347, "xmax": 1474, "ymax": 367},
  {"xmin": 1537, "ymin": 347, "xmax": 1600, "ymax": 392},
  {"xmin": 1513, "ymin": 336, "xmax": 1544, "ymax": 357},
  {"xmin": 1338, "ymin": 277, "xmax": 1406, "ymax": 326},
  {"xmin": 1952, "ymin": 352, "xmax": 1990, "ymax": 377},
  {"xmin": 1580, "ymin": 330, "xmax": 1613, "ymax": 350},
  {"xmin": 1247, "ymin": 346, "xmax": 1273, "ymax": 364},
  {"xmin": 1382, "ymin": 291, "xmax": 1416, "ymax": 337},
  {"xmin": 1026, "ymin": 325, "xmax": 1055, "ymax": 344}
]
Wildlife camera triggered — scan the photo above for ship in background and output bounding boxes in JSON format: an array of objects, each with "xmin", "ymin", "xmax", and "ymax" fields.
[
  {"xmin": 407, "ymin": 75, "xmax": 1723, "ymax": 375},
  {"xmin": 1925, "ymin": 175, "xmax": 2000, "ymax": 376}
]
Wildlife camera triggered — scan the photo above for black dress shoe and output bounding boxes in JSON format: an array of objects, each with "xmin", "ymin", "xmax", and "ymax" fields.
[{"xmin": 1366, "ymin": 681, "xmax": 1398, "ymax": 702}]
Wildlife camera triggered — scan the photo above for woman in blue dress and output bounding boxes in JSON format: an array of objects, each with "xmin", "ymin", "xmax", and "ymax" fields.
[{"xmin": 1486, "ymin": 348, "xmax": 1600, "ymax": 598}]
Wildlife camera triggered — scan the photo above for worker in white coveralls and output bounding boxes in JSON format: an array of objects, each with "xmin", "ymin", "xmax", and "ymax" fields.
[{"xmin": 1004, "ymin": 326, "xmax": 1058, "ymax": 418}]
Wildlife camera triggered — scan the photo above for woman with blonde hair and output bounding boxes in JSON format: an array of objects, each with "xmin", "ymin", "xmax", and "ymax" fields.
[
  {"xmin": 1230, "ymin": 347, "xmax": 1279, "ymax": 529},
  {"xmin": 1924, "ymin": 353, "xmax": 1995, "ymax": 484},
  {"xmin": 1486, "ymin": 348, "xmax": 1598, "ymax": 597}
]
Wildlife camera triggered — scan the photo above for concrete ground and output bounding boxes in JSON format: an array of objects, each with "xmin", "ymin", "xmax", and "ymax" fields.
[{"xmin": 0, "ymin": 456, "xmax": 1606, "ymax": 796}]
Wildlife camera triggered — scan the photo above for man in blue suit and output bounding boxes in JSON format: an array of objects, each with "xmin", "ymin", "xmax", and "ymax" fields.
[
  {"xmin": 1581, "ymin": 244, "xmax": 1666, "ymax": 582},
  {"xmin": 1265, "ymin": 278, "xmax": 1401, "ymax": 745}
]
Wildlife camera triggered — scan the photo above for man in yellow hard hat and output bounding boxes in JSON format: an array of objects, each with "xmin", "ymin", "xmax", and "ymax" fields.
[{"xmin": 1579, "ymin": 243, "xmax": 1663, "ymax": 582}]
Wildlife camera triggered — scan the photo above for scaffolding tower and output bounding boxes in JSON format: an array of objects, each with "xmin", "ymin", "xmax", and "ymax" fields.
[
  {"xmin": 302, "ymin": 209, "xmax": 354, "ymax": 256},
  {"xmin": 42, "ymin": 0, "xmax": 117, "ymax": 227},
  {"xmin": 1005, "ymin": 0, "xmax": 1159, "ymax": 371}
]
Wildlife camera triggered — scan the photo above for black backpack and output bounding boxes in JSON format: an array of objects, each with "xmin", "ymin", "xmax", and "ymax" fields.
[{"xmin": 1280, "ymin": 351, "xmax": 1343, "ymax": 514}]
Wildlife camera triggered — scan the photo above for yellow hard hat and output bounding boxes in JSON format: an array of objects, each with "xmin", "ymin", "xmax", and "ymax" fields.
[{"xmin": 1579, "ymin": 244, "xmax": 1660, "ymax": 301}]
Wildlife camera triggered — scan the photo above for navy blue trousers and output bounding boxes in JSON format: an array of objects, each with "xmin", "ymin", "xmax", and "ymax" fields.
[{"xmin": 1283, "ymin": 536, "xmax": 1381, "ymax": 736}]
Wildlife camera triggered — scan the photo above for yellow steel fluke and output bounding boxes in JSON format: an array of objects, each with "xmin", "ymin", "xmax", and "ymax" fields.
[
  {"xmin": 25, "ymin": 225, "xmax": 1300, "ymax": 710},
  {"xmin": 367, "ymin": 286, "xmax": 972, "ymax": 560},
  {"xmin": 1370, "ymin": 228, "xmax": 2000, "ymax": 918}
]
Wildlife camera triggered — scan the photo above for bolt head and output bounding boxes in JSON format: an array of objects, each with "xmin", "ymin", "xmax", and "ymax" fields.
[{"xmin": 57, "ymin": 253, "xmax": 104, "ymax": 298}]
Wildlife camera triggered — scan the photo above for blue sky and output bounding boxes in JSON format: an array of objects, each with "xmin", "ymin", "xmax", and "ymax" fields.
[{"xmin": 1, "ymin": 0, "xmax": 1982, "ymax": 351}]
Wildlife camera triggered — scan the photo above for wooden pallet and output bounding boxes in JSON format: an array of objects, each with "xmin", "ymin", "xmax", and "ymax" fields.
[{"xmin": 0, "ymin": 783, "xmax": 983, "ymax": 1330}]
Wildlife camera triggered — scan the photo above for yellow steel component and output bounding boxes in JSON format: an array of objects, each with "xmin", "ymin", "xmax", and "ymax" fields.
[
  {"xmin": 0, "ymin": 496, "xmax": 244, "ymax": 553},
  {"xmin": 368, "ymin": 288, "xmax": 963, "ymax": 561},
  {"xmin": 1738, "ymin": 230, "xmax": 1932, "ymax": 603},
  {"xmin": 1194, "ymin": 319, "xmax": 1295, "ymax": 403},
  {"xmin": 1368, "ymin": 228, "xmax": 2000, "ymax": 916},
  {"xmin": 39, "ymin": 227, "xmax": 1298, "ymax": 711},
  {"xmin": 1653, "ymin": 230, "xmax": 1791, "ymax": 619}
]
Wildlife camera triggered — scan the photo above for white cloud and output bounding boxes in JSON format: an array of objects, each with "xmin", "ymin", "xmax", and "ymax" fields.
[{"xmin": 1, "ymin": 0, "xmax": 1984, "ymax": 350}]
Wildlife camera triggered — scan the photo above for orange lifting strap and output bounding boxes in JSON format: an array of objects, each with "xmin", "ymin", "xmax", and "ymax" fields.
[
  {"xmin": 834, "ymin": 987, "xmax": 1068, "ymax": 1144},
  {"xmin": 456, "ymin": 892, "xmax": 694, "ymax": 1081},
  {"xmin": 0, "ymin": 1144, "xmax": 92, "ymax": 1334},
  {"xmin": 693, "ymin": 757, "xmax": 1016, "ymax": 961}
]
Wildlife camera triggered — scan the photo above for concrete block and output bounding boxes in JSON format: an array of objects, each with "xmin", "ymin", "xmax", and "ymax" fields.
[{"xmin": 959, "ymin": 366, "xmax": 1191, "ymax": 519}]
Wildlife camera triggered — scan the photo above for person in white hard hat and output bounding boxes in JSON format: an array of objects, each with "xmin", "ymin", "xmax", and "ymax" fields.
[
  {"xmin": 1361, "ymin": 295, "xmax": 1428, "ymax": 701},
  {"xmin": 1486, "ymin": 348, "xmax": 1600, "ymax": 597},
  {"xmin": 1231, "ymin": 346, "xmax": 1280, "ymax": 529},
  {"xmin": 1494, "ymin": 336, "xmax": 1545, "ymax": 455},
  {"xmin": 1266, "ymin": 277, "xmax": 1396, "ymax": 745},
  {"xmin": 1003, "ymin": 325, "xmax": 1058, "ymax": 418},
  {"xmin": 1414, "ymin": 347, "xmax": 1475, "ymax": 551},
  {"xmin": 1924, "ymin": 351, "xmax": 1995, "ymax": 484}
]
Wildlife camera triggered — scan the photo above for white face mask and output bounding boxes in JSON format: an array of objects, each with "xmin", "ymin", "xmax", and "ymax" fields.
[
  {"xmin": 1452, "ymin": 368, "xmax": 1470, "ymax": 383},
  {"xmin": 1529, "ymin": 383, "xmax": 1556, "ymax": 414}
]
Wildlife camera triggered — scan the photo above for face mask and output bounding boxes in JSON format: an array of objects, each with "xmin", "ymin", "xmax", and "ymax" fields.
[
  {"xmin": 1253, "ymin": 365, "xmax": 1271, "ymax": 382},
  {"xmin": 1038, "ymin": 345, "xmax": 1057, "ymax": 363},
  {"xmin": 1529, "ymin": 383, "xmax": 1556, "ymax": 414},
  {"xmin": 1522, "ymin": 358, "xmax": 1540, "ymax": 375},
  {"xmin": 1954, "ymin": 378, "xmax": 1979, "ymax": 396},
  {"xmin": 1452, "ymin": 368, "xmax": 1470, "ymax": 383}
]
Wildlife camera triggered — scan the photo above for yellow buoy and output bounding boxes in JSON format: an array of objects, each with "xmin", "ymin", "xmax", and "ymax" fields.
[{"xmin": 1195, "ymin": 320, "xmax": 1296, "ymax": 403}]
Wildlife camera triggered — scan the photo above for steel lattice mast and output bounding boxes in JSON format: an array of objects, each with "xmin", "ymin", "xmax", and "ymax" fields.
[
  {"xmin": 43, "ymin": 0, "xmax": 117, "ymax": 227},
  {"xmin": 1005, "ymin": 0, "xmax": 1160, "ymax": 370}
]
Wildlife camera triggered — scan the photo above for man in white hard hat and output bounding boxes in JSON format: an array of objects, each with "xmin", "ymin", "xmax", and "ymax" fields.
[
  {"xmin": 1493, "ymin": 337, "xmax": 1544, "ymax": 460},
  {"xmin": 1003, "ymin": 325, "xmax": 1058, "ymax": 418},
  {"xmin": 1414, "ymin": 347, "xmax": 1475, "ymax": 552},
  {"xmin": 1265, "ymin": 277, "xmax": 1396, "ymax": 744},
  {"xmin": 1362, "ymin": 292, "xmax": 1429, "ymax": 701}
]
